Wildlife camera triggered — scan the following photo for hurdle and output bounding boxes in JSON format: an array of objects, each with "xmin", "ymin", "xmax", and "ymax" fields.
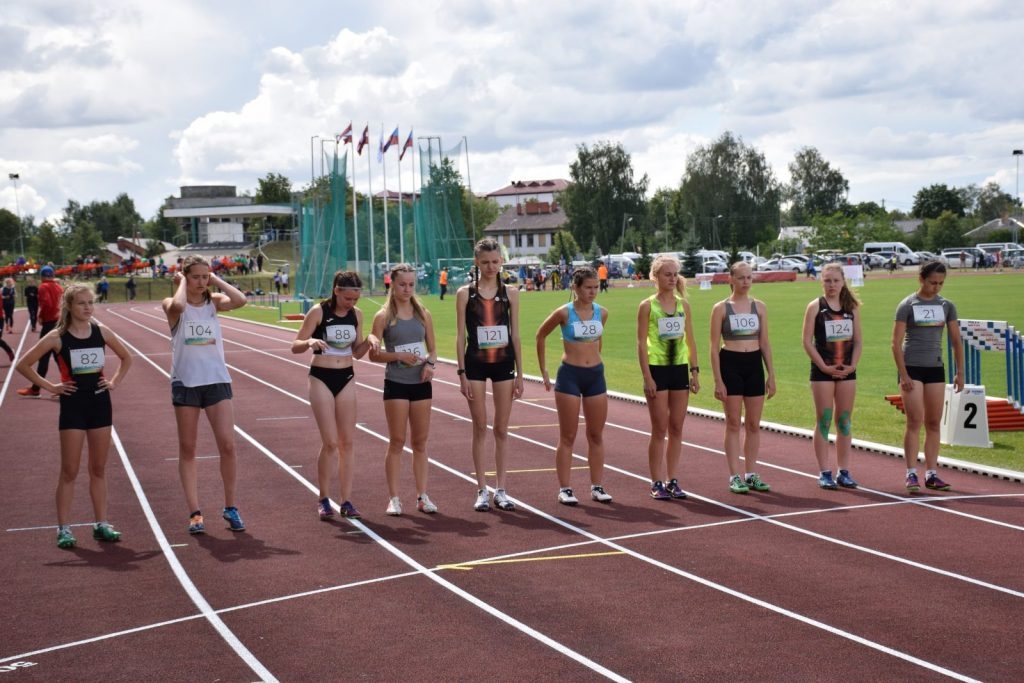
[{"xmin": 944, "ymin": 320, "xmax": 1024, "ymax": 431}]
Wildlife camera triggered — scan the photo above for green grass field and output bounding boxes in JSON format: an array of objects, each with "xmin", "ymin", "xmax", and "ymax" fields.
[{"xmin": 233, "ymin": 268, "xmax": 1024, "ymax": 472}]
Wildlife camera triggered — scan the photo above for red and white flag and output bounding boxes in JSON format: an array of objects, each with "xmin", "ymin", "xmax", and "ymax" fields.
[
  {"xmin": 337, "ymin": 122, "xmax": 353, "ymax": 145},
  {"xmin": 399, "ymin": 130, "xmax": 414, "ymax": 161},
  {"xmin": 356, "ymin": 125, "xmax": 369, "ymax": 155}
]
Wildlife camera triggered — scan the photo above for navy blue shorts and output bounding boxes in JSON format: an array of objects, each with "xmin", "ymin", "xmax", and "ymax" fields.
[
  {"xmin": 171, "ymin": 382, "xmax": 233, "ymax": 408},
  {"xmin": 554, "ymin": 362, "xmax": 606, "ymax": 397}
]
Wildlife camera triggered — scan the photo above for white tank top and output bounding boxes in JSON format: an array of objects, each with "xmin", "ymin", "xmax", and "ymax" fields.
[{"xmin": 170, "ymin": 300, "xmax": 232, "ymax": 387}]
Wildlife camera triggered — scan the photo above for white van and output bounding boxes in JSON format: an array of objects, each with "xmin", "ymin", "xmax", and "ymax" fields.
[
  {"xmin": 863, "ymin": 242, "xmax": 919, "ymax": 265},
  {"xmin": 976, "ymin": 242, "xmax": 1022, "ymax": 255}
]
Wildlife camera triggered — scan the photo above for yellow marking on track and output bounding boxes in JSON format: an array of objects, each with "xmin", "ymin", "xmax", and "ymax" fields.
[{"xmin": 437, "ymin": 550, "xmax": 624, "ymax": 571}]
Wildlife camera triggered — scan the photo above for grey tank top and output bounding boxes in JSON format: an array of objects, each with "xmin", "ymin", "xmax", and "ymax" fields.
[{"xmin": 383, "ymin": 315, "xmax": 428, "ymax": 384}]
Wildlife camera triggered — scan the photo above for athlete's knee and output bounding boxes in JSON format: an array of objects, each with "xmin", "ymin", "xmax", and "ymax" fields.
[
  {"xmin": 818, "ymin": 408, "xmax": 833, "ymax": 439},
  {"xmin": 837, "ymin": 410, "xmax": 852, "ymax": 436}
]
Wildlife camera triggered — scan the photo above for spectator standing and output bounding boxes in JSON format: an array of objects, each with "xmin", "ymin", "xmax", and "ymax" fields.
[
  {"xmin": 125, "ymin": 274, "xmax": 137, "ymax": 301},
  {"xmin": 438, "ymin": 267, "xmax": 449, "ymax": 300},
  {"xmin": 597, "ymin": 262, "xmax": 609, "ymax": 293},
  {"xmin": 17, "ymin": 266, "xmax": 63, "ymax": 397},
  {"xmin": 1, "ymin": 277, "xmax": 15, "ymax": 332},
  {"xmin": 24, "ymin": 275, "xmax": 39, "ymax": 332}
]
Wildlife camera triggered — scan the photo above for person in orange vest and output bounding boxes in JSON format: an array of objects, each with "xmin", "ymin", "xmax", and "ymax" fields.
[
  {"xmin": 439, "ymin": 267, "xmax": 449, "ymax": 300},
  {"xmin": 597, "ymin": 262, "xmax": 609, "ymax": 292}
]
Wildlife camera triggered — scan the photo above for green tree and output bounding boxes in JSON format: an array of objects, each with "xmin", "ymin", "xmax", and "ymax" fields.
[
  {"xmin": 925, "ymin": 211, "xmax": 967, "ymax": 251},
  {"xmin": 678, "ymin": 131, "xmax": 781, "ymax": 249},
  {"xmin": 974, "ymin": 182, "xmax": 1016, "ymax": 220},
  {"xmin": 807, "ymin": 212, "xmax": 901, "ymax": 253},
  {"xmin": 546, "ymin": 230, "xmax": 580, "ymax": 265},
  {"xmin": 786, "ymin": 146, "xmax": 849, "ymax": 225},
  {"xmin": 913, "ymin": 184, "xmax": 966, "ymax": 219},
  {"xmin": 28, "ymin": 221, "xmax": 66, "ymax": 264},
  {"xmin": 0, "ymin": 208, "xmax": 21, "ymax": 255},
  {"xmin": 646, "ymin": 187, "xmax": 678, "ymax": 252},
  {"xmin": 255, "ymin": 172, "xmax": 293, "ymax": 203},
  {"xmin": 461, "ymin": 191, "xmax": 500, "ymax": 242},
  {"xmin": 562, "ymin": 141, "xmax": 649, "ymax": 253}
]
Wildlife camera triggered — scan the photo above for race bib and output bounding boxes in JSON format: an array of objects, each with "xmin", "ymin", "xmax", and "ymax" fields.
[
  {"xmin": 184, "ymin": 321, "xmax": 216, "ymax": 345},
  {"xmin": 657, "ymin": 316, "xmax": 685, "ymax": 340},
  {"xmin": 913, "ymin": 305, "xmax": 945, "ymax": 327},
  {"xmin": 325, "ymin": 324, "xmax": 357, "ymax": 350},
  {"xmin": 394, "ymin": 341, "xmax": 427, "ymax": 366},
  {"xmin": 70, "ymin": 347, "xmax": 104, "ymax": 375},
  {"xmin": 477, "ymin": 325, "xmax": 509, "ymax": 349},
  {"xmin": 572, "ymin": 319, "xmax": 603, "ymax": 341},
  {"xmin": 824, "ymin": 318, "xmax": 853, "ymax": 342},
  {"xmin": 728, "ymin": 313, "xmax": 759, "ymax": 336}
]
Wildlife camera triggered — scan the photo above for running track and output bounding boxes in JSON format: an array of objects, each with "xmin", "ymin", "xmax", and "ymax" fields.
[{"xmin": 1, "ymin": 302, "xmax": 1022, "ymax": 682}]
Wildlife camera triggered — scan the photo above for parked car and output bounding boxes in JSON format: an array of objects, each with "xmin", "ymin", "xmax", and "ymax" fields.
[
  {"xmin": 841, "ymin": 253, "xmax": 872, "ymax": 270},
  {"xmin": 875, "ymin": 251, "xmax": 903, "ymax": 270},
  {"xmin": 700, "ymin": 256, "xmax": 729, "ymax": 273},
  {"xmin": 1002, "ymin": 248, "xmax": 1024, "ymax": 268},
  {"xmin": 940, "ymin": 247, "xmax": 984, "ymax": 268},
  {"xmin": 916, "ymin": 250, "xmax": 941, "ymax": 263},
  {"xmin": 757, "ymin": 257, "xmax": 806, "ymax": 273}
]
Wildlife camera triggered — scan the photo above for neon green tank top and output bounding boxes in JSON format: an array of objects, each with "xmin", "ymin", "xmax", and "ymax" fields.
[{"xmin": 646, "ymin": 294, "xmax": 687, "ymax": 365}]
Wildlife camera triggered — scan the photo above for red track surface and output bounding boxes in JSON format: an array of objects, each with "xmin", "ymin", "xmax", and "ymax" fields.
[{"xmin": 2, "ymin": 302, "xmax": 1022, "ymax": 682}]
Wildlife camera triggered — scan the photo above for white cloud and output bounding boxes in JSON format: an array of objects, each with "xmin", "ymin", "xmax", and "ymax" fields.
[{"xmin": 1, "ymin": 0, "xmax": 1022, "ymax": 220}]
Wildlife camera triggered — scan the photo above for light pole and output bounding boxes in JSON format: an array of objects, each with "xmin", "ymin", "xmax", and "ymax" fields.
[
  {"xmin": 8, "ymin": 173, "xmax": 24, "ymax": 256},
  {"xmin": 1014, "ymin": 149, "xmax": 1023, "ymax": 244},
  {"xmin": 712, "ymin": 214, "xmax": 723, "ymax": 250},
  {"xmin": 621, "ymin": 214, "xmax": 633, "ymax": 253}
]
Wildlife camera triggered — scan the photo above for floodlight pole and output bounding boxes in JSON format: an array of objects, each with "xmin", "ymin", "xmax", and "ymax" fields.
[
  {"xmin": 8, "ymin": 173, "xmax": 23, "ymax": 256},
  {"xmin": 1014, "ymin": 149, "xmax": 1023, "ymax": 244}
]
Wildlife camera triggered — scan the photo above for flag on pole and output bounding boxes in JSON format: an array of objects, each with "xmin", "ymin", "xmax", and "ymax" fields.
[
  {"xmin": 356, "ymin": 125, "xmax": 369, "ymax": 155},
  {"xmin": 337, "ymin": 122, "xmax": 353, "ymax": 145},
  {"xmin": 377, "ymin": 131, "xmax": 384, "ymax": 163},
  {"xmin": 382, "ymin": 126, "xmax": 399, "ymax": 153},
  {"xmin": 399, "ymin": 130, "xmax": 413, "ymax": 161}
]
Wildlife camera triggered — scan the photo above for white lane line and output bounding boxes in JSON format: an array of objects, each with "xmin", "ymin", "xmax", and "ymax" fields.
[
  {"xmin": 109, "ymin": 427, "xmax": 277, "ymax": 682},
  {"xmin": 104, "ymin": 309, "xmax": 1005, "ymax": 679},
  {"xmin": 97, "ymin": 310, "xmax": 630, "ymax": 682}
]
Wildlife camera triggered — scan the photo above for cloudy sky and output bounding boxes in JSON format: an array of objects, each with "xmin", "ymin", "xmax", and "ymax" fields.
[{"xmin": 2, "ymin": 0, "xmax": 1022, "ymax": 226}]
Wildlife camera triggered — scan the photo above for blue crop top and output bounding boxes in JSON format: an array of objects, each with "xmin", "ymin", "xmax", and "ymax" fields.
[{"xmin": 561, "ymin": 302, "xmax": 604, "ymax": 343}]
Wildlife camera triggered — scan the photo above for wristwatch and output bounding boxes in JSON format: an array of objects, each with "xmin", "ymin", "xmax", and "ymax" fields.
[{"xmin": 457, "ymin": 368, "xmax": 466, "ymax": 376}]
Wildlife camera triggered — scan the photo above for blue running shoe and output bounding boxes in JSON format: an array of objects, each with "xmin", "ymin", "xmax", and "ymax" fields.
[
  {"xmin": 666, "ymin": 479, "xmax": 688, "ymax": 499},
  {"xmin": 905, "ymin": 472, "xmax": 920, "ymax": 493},
  {"xmin": 836, "ymin": 470, "xmax": 858, "ymax": 488},
  {"xmin": 222, "ymin": 507, "xmax": 245, "ymax": 532},
  {"xmin": 318, "ymin": 497, "xmax": 335, "ymax": 520},
  {"xmin": 818, "ymin": 471, "xmax": 838, "ymax": 490},
  {"xmin": 925, "ymin": 474, "xmax": 951, "ymax": 491},
  {"xmin": 650, "ymin": 480, "xmax": 671, "ymax": 500},
  {"xmin": 339, "ymin": 500, "xmax": 361, "ymax": 518},
  {"xmin": 188, "ymin": 512, "xmax": 205, "ymax": 535}
]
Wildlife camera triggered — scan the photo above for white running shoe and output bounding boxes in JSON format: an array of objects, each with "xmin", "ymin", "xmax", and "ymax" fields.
[
  {"xmin": 417, "ymin": 494, "xmax": 437, "ymax": 514},
  {"xmin": 591, "ymin": 485, "xmax": 613, "ymax": 503},
  {"xmin": 473, "ymin": 489, "xmax": 490, "ymax": 511},
  {"xmin": 557, "ymin": 488, "xmax": 579, "ymax": 505},
  {"xmin": 493, "ymin": 489, "xmax": 516, "ymax": 511},
  {"xmin": 386, "ymin": 497, "xmax": 402, "ymax": 516}
]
